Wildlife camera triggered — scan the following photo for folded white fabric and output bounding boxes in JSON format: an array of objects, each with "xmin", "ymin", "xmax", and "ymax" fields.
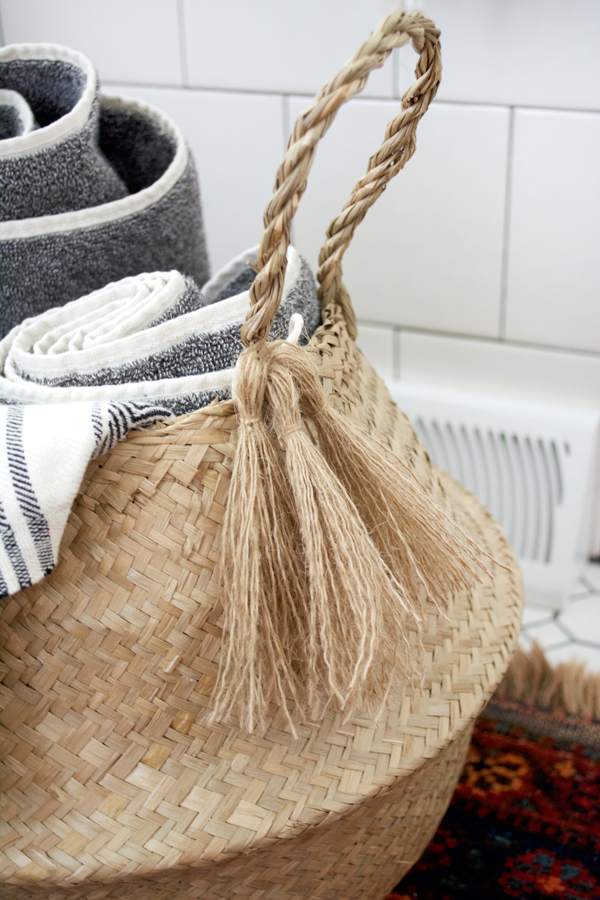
[{"xmin": 0, "ymin": 245, "xmax": 320, "ymax": 597}]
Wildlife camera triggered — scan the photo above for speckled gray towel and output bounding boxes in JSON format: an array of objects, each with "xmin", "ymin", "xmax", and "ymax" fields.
[
  {"xmin": 0, "ymin": 246, "xmax": 321, "ymax": 597},
  {"xmin": 0, "ymin": 44, "xmax": 209, "ymax": 337}
]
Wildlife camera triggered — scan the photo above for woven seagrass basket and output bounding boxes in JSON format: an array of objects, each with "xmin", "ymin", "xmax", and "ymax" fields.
[{"xmin": 0, "ymin": 12, "xmax": 523, "ymax": 900}]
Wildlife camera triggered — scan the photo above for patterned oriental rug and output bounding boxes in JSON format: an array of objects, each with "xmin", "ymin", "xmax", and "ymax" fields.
[{"xmin": 386, "ymin": 646, "xmax": 600, "ymax": 900}]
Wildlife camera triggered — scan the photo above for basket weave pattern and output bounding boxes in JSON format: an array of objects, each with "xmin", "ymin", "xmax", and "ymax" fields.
[{"xmin": 0, "ymin": 305, "xmax": 522, "ymax": 898}]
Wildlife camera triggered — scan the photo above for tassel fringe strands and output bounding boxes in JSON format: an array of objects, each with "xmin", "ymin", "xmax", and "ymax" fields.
[{"xmin": 208, "ymin": 341, "xmax": 497, "ymax": 734}]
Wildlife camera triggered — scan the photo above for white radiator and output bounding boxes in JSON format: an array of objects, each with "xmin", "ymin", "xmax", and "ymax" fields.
[{"xmin": 386, "ymin": 381, "xmax": 600, "ymax": 609}]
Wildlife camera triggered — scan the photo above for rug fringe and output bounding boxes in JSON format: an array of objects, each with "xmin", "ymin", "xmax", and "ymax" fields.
[{"xmin": 499, "ymin": 641, "xmax": 600, "ymax": 720}]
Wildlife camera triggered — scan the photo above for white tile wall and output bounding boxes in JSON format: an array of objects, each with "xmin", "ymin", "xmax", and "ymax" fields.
[
  {"xmin": 505, "ymin": 109, "xmax": 600, "ymax": 353},
  {"xmin": 398, "ymin": 331, "xmax": 600, "ymax": 409},
  {"xmin": 1, "ymin": 0, "xmax": 183, "ymax": 86},
  {"xmin": 291, "ymin": 98, "xmax": 510, "ymax": 337},
  {"xmin": 1, "ymin": 0, "xmax": 598, "ymax": 359},
  {"xmin": 107, "ymin": 85, "xmax": 285, "ymax": 273},
  {"xmin": 182, "ymin": 0, "xmax": 394, "ymax": 98},
  {"xmin": 420, "ymin": 0, "xmax": 600, "ymax": 111}
]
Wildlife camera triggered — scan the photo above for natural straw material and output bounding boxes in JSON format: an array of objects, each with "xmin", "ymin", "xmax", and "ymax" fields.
[
  {"xmin": 0, "ymin": 11, "xmax": 524, "ymax": 899},
  {"xmin": 0, "ymin": 342, "xmax": 522, "ymax": 900}
]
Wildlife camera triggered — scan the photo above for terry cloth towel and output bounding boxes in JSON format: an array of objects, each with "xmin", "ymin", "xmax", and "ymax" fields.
[
  {"xmin": 0, "ymin": 245, "xmax": 321, "ymax": 597},
  {"xmin": 0, "ymin": 43, "xmax": 209, "ymax": 337},
  {"xmin": 0, "ymin": 45, "xmax": 128, "ymax": 221}
]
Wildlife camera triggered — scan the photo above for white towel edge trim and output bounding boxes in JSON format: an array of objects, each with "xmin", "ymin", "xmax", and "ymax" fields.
[
  {"xmin": 0, "ymin": 94, "xmax": 188, "ymax": 239},
  {"xmin": 5, "ymin": 271, "xmax": 190, "ymax": 378},
  {"xmin": 0, "ymin": 44, "xmax": 96, "ymax": 160},
  {"xmin": 9, "ymin": 291, "xmax": 252, "ymax": 380},
  {"xmin": 0, "ymin": 367, "xmax": 236, "ymax": 406}
]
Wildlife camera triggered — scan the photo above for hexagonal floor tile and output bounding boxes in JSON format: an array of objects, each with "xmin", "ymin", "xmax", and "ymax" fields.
[{"xmin": 558, "ymin": 595, "xmax": 600, "ymax": 644}]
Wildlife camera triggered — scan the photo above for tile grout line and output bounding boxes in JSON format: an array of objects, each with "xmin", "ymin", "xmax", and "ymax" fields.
[
  {"xmin": 354, "ymin": 319, "xmax": 600, "ymax": 360},
  {"xmin": 103, "ymin": 80, "xmax": 402, "ymax": 102},
  {"xmin": 566, "ymin": 638, "xmax": 600, "ymax": 650},
  {"xmin": 498, "ymin": 106, "xmax": 515, "ymax": 340},
  {"xmin": 433, "ymin": 97, "xmax": 600, "ymax": 115},
  {"xmin": 100, "ymin": 80, "xmax": 600, "ymax": 116}
]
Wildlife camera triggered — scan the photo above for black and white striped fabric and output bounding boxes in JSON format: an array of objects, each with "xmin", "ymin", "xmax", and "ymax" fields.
[
  {"xmin": 0, "ymin": 245, "xmax": 320, "ymax": 597},
  {"xmin": 0, "ymin": 400, "xmax": 170, "ymax": 596}
]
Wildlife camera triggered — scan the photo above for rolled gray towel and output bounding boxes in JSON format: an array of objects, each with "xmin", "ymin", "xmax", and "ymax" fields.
[
  {"xmin": 0, "ymin": 44, "xmax": 210, "ymax": 337},
  {"xmin": 0, "ymin": 44, "xmax": 128, "ymax": 220}
]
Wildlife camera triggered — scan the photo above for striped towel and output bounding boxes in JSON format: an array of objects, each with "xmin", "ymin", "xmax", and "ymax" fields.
[{"xmin": 0, "ymin": 245, "xmax": 320, "ymax": 597}]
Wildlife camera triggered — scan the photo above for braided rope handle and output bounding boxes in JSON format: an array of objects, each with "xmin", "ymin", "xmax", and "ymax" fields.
[{"xmin": 241, "ymin": 11, "xmax": 441, "ymax": 347}]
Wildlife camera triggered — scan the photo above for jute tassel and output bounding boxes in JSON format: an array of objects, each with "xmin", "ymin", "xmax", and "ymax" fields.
[
  {"xmin": 208, "ymin": 341, "xmax": 493, "ymax": 734},
  {"xmin": 279, "ymin": 345, "xmax": 490, "ymax": 610}
]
